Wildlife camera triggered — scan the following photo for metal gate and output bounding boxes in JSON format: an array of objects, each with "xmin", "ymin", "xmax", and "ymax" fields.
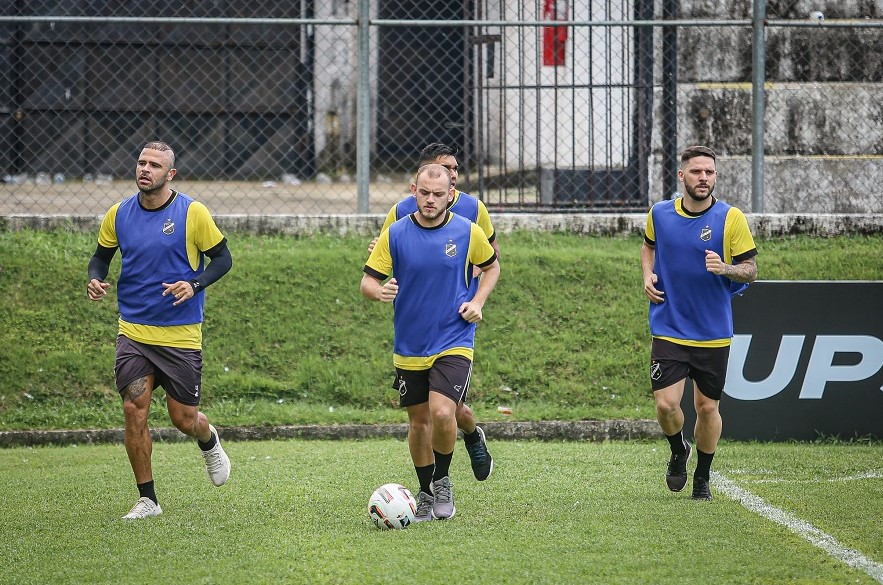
[{"xmin": 464, "ymin": 0, "xmax": 654, "ymax": 211}]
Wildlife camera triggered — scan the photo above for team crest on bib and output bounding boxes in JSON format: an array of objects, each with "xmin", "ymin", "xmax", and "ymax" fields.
[
  {"xmin": 445, "ymin": 239, "xmax": 457, "ymax": 257},
  {"xmin": 162, "ymin": 219, "xmax": 175, "ymax": 235},
  {"xmin": 700, "ymin": 225, "xmax": 712, "ymax": 242}
]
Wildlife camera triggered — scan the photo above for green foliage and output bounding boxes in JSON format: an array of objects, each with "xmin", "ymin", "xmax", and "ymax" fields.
[
  {"xmin": 1, "ymin": 230, "xmax": 881, "ymax": 429},
  {"xmin": 0, "ymin": 439, "xmax": 880, "ymax": 584}
]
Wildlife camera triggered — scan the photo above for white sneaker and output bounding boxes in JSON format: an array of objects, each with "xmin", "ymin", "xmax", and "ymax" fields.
[
  {"xmin": 201, "ymin": 424, "xmax": 231, "ymax": 486},
  {"xmin": 122, "ymin": 497, "xmax": 162, "ymax": 519}
]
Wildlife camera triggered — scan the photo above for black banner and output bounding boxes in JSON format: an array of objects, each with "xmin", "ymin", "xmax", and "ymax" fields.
[{"xmin": 683, "ymin": 281, "xmax": 883, "ymax": 441}]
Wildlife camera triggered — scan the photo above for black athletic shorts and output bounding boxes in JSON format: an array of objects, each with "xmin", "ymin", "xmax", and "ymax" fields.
[
  {"xmin": 393, "ymin": 355, "xmax": 472, "ymax": 408},
  {"xmin": 115, "ymin": 335, "xmax": 203, "ymax": 406},
  {"xmin": 650, "ymin": 337, "xmax": 730, "ymax": 400}
]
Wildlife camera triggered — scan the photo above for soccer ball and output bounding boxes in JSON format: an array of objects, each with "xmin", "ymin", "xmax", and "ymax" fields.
[{"xmin": 367, "ymin": 483, "xmax": 417, "ymax": 530}]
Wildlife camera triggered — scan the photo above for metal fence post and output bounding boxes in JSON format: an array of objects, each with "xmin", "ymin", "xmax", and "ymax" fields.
[
  {"xmin": 661, "ymin": 0, "xmax": 679, "ymax": 200},
  {"xmin": 356, "ymin": 0, "xmax": 371, "ymax": 213},
  {"xmin": 10, "ymin": 0, "xmax": 26, "ymax": 175},
  {"xmin": 750, "ymin": 0, "xmax": 766, "ymax": 213}
]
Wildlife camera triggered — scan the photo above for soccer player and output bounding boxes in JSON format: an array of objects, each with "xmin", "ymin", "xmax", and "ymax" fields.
[
  {"xmin": 361, "ymin": 163, "xmax": 500, "ymax": 520},
  {"xmin": 87, "ymin": 141, "xmax": 233, "ymax": 519},
  {"xmin": 368, "ymin": 143, "xmax": 498, "ymax": 485},
  {"xmin": 640, "ymin": 145, "xmax": 758, "ymax": 501}
]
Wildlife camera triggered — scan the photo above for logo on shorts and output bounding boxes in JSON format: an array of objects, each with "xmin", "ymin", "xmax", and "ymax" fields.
[
  {"xmin": 398, "ymin": 377, "xmax": 407, "ymax": 397},
  {"xmin": 650, "ymin": 361, "xmax": 662, "ymax": 381},
  {"xmin": 163, "ymin": 219, "xmax": 175, "ymax": 235},
  {"xmin": 194, "ymin": 384, "xmax": 200, "ymax": 398},
  {"xmin": 445, "ymin": 239, "xmax": 457, "ymax": 258},
  {"xmin": 700, "ymin": 225, "xmax": 712, "ymax": 242}
]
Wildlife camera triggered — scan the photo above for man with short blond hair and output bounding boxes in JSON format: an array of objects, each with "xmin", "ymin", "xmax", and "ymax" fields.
[{"xmin": 362, "ymin": 163, "xmax": 500, "ymax": 520}]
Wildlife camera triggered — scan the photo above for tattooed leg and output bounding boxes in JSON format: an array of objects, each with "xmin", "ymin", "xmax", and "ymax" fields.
[{"xmin": 122, "ymin": 375, "xmax": 154, "ymax": 484}]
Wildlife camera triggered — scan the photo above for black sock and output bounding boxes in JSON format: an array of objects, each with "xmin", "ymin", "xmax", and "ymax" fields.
[
  {"xmin": 463, "ymin": 428, "xmax": 480, "ymax": 446},
  {"xmin": 137, "ymin": 480, "xmax": 158, "ymax": 505},
  {"xmin": 665, "ymin": 430, "xmax": 687, "ymax": 455},
  {"xmin": 197, "ymin": 429, "xmax": 217, "ymax": 451},
  {"xmin": 695, "ymin": 449, "xmax": 715, "ymax": 480},
  {"xmin": 432, "ymin": 450, "xmax": 454, "ymax": 482},
  {"xmin": 415, "ymin": 464, "xmax": 434, "ymax": 495}
]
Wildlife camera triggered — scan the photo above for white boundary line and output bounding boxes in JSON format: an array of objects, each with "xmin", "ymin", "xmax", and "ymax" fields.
[
  {"xmin": 739, "ymin": 472, "xmax": 883, "ymax": 485},
  {"xmin": 713, "ymin": 471, "xmax": 883, "ymax": 584}
]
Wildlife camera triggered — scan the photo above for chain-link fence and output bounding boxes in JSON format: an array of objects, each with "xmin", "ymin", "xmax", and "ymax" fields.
[{"xmin": 2, "ymin": 1, "xmax": 881, "ymax": 216}]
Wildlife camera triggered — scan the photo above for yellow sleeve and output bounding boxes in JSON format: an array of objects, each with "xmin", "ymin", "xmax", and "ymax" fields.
[
  {"xmin": 475, "ymin": 200, "xmax": 496, "ymax": 242},
  {"xmin": 366, "ymin": 228, "xmax": 393, "ymax": 278},
  {"xmin": 724, "ymin": 207, "xmax": 757, "ymax": 263},
  {"xmin": 186, "ymin": 201, "xmax": 225, "ymax": 270},
  {"xmin": 644, "ymin": 208, "xmax": 655, "ymax": 244},
  {"xmin": 97, "ymin": 203, "xmax": 122, "ymax": 248},
  {"xmin": 380, "ymin": 204, "xmax": 398, "ymax": 233},
  {"xmin": 467, "ymin": 223, "xmax": 495, "ymax": 267}
]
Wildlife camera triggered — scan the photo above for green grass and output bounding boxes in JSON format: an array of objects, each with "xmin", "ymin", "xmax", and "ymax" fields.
[
  {"xmin": 0, "ymin": 438, "xmax": 880, "ymax": 584},
  {"xmin": 1, "ymin": 231, "xmax": 882, "ymax": 429}
]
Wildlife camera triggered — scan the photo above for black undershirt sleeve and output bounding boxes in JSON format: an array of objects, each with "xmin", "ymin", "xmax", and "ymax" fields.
[
  {"xmin": 88, "ymin": 244, "xmax": 118, "ymax": 281},
  {"xmin": 190, "ymin": 238, "xmax": 232, "ymax": 293}
]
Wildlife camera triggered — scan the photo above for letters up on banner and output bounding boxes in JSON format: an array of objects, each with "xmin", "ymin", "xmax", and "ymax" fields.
[{"xmin": 681, "ymin": 281, "xmax": 883, "ymax": 441}]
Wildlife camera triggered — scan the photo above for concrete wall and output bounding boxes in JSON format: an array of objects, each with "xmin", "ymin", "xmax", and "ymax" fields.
[
  {"xmin": 650, "ymin": 155, "xmax": 883, "ymax": 212},
  {"xmin": 652, "ymin": 0, "xmax": 883, "ymax": 211},
  {"xmin": 3, "ymin": 212, "xmax": 881, "ymax": 236}
]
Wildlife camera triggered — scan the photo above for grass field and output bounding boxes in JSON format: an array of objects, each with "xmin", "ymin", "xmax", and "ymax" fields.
[
  {"xmin": 1, "ymin": 230, "xmax": 882, "ymax": 583},
  {"xmin": 1, "ymin": 438, "xmax": 881, "ymax": 584},
  {"xmin": 1, "ymin": 231, "xmax": 882, "ymax": 430}
]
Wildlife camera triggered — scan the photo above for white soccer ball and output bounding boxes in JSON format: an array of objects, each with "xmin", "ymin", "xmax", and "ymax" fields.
[
  {"xmin": 809, "ymin": 10, "xmax": 824, "ymax": 22},
  {"xmin": 367, "ymin": 483, "xmax": 417, "ymax": 530}
]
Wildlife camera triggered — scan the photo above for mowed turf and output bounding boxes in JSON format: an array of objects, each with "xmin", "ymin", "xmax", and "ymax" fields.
[
  {"xmin": 2, "ymin": 231, "xmax": 882, "ymax": 430},
  {"xmin": 1, "ymin": 438, "xmax": 880, "ymax": 584}
]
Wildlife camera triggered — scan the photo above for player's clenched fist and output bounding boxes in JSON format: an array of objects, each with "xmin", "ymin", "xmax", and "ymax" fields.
[
  {"xmin": 87, "ymin": 278, "xmax": 110, "ymax": 300},
  {"xmin": 378, "ymin": 278, "xmax": 398, "ymax": 303}
]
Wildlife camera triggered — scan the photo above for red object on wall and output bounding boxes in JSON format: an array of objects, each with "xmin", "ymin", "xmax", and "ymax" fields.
[{"xmin": 542, "ymin": 0, "xmax": 568, "ymax": 67}]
